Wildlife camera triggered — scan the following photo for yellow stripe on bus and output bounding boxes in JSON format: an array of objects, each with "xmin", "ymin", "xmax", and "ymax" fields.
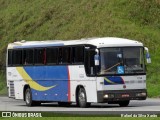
[
  {"xmin": 16, "ymin": 67, "xmax": 56, "ymax": 91},
  {"xmin": 104, "ymin": 77, "xmax": 115, "ymax": 84}
]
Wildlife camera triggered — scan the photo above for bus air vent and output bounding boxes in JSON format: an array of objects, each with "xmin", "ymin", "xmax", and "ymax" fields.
[{"xmin": 9, "ymin": 81, "xmax": 15, "ymax": 98}]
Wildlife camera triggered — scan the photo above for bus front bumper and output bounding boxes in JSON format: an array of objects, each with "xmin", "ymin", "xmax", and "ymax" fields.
[{"xmin": 97, "ymin": 89, "xmax": 147, "ymax": 103}]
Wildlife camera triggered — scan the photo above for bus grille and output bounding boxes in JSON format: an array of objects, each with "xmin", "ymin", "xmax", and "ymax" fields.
[{"xmin": 9, "ymin": 81, "xmax": 15, "ymax": 97}]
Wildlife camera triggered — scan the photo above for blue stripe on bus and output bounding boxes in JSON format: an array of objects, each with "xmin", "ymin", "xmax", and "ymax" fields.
[
  {"xmin": 24, "ymin": 66, "xmax": 69, "ymax": 101},
  {"xmin": 13, "ymin": 43, "xmax": 64, "ymax": 49},
  {"xmin": 104, "ymin": 76, "xmax": 124, "ymax": 85}
]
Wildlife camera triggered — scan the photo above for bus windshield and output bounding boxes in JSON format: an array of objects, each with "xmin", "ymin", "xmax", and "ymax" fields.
[{"xmin": 98, "ymin": 47, "xmax": 145, "ymax": 75}]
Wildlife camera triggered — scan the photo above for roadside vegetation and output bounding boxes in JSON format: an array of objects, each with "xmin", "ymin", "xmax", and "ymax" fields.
[{"xmin": 0, "ymin": 0, "xmax": 159, "ymax": 97}]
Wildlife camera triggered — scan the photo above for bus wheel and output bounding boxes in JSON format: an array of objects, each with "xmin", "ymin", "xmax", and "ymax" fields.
[
  {"xmin": 77, "ymin": 88, "xmax": 90, "ymax": 108},
  {"xmin": 119, "ymin": 100, "xmax": 130, "ymax": 107},
  {"xmin": 25, "ymin": 88, "xmax": 41, "ymax": 106}
]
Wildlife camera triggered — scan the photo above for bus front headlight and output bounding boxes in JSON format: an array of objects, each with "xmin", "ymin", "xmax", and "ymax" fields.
[
  {"xmin": 104, "ymin": 94, "xmax": 109, "ymax": 99},
  {"xmin": 103, "ymin": 94, "xmax": 115, "ymax": 99}
]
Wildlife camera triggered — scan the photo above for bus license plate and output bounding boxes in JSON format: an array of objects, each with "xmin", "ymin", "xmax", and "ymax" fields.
[{"xmin": 121, "ymin": 94, "xmax": 129, "ymax": 98}]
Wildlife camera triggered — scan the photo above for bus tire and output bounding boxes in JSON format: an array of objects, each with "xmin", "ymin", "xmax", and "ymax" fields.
[
  {"xmin": 77, "ymin": 88, "xmax": 90, "ymax": 108},
  {"xmin": 25, "ymin": 88, "xmax": 41, "ymax": 106},
  {"xmin": 119, "ymin": 100, "xmax": 130, "ymax": 107}
]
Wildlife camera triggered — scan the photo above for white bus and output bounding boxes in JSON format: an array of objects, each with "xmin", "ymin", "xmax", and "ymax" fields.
[{"xmin": 6, "ymin": 37, "xmax": 151, "ymax": 107}]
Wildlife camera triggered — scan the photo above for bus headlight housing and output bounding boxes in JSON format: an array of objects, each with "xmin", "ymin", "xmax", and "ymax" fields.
[{"xmin": 103, "ymin": 94, "xmax": 115, "ymax": 99}]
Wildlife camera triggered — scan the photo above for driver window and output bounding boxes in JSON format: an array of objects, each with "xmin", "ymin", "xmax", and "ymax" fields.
[{"xmin": 85, "ymin": 49, "xmax": 95, "ymax": 75}]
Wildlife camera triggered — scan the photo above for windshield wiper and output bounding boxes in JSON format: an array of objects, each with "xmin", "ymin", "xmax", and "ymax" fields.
[{"xmin": 103, "ymin": 62, "xmax": 121, "ymax": 72}]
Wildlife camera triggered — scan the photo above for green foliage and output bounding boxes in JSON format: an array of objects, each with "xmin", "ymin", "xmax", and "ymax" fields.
[
  {"xmin": 0, "ymin": 71, "xmax": 7, "ymax": 95},
  {"xmin": 0, "ymin": 0, "xmax": 159, "ymax": 97}
]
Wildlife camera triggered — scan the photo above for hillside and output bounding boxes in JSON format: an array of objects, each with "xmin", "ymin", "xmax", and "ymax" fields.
[{"xmin": 0, "ymin": 0, "xmax": 160, "ymax": 97}]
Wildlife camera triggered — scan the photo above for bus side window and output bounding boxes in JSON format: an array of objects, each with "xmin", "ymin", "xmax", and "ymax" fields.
[
  {"xmin": 72, "ymin": 46, "xmax": 84, "ymax": 64},
  {"xmin": 8, "ymin": 50, "xmax": 12, "ymax": 66},
  {"xmin": 58, "ymin": 48, "xmax": 62, "ymax": 64},
  {"xmin": 23, "ymin": 49, "xmax": 34, "ymax": 65},
  {"xmin": 46, "ymin": 47, "xmax": 58, "ymax": 64},
  {"xmin": 12, "ymin": 49, "xmax": 22, "ymax": 66},
  {"xmin": 34, "ymin": 48, "xmax": 45, "ymax": 65},
  {"xmin": 59, "ymin": 47, "xmax": 71, "ymax": 64},
  {"xmin": 85, "ymin": 49, "xmax": 95, "ymax": 75}
]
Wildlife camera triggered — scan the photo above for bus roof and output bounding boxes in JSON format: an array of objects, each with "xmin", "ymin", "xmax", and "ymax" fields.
[{"xmin": 8, "ymin": 37, "xmax": 143, "ymax": 49}]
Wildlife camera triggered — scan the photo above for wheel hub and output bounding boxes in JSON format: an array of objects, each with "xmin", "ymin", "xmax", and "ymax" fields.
[
  {"xmin": 26, "ymin": 91, "xmax": 30, "ymax": 104},
  {"xmin": 79, "ymin": 92, "xmax": 85, "ymax": 102}
]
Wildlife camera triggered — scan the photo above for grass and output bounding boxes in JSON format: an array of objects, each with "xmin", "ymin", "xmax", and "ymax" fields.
[{"xmin": 0, "ymin": 0, "xmax": 160, "ymax": 97}]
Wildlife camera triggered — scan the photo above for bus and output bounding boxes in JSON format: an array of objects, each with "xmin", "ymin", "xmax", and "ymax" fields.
[{"xmin": 6, "ymin": 37, "xmax": 151, "ymax": 108}]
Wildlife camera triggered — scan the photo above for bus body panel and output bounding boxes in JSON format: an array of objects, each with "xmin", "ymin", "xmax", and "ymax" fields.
[
  {"xmin": 96, "ymin": 75, "xmax": 146, "ymax": 103},
  {"xmin": 23, "ymin": 66, "xmax": 69, "ymax": 101},
  {"xmin": 68, "ymin": 65, "xmax": 97, "ymax": 102},
  {"xmin": 96, "ymin": 75, "xmax": 146, "ymax": 91},
  {"xmin": 7, "ymin": 65, "xmax": 98, "ymax": 102},
  {"xmin": 7, "ymin": 66, "xmax": 69, "ymax": 101},
  {"xmin": 7, "ymin": 67, "xmax": 26, "ymax": 99}
]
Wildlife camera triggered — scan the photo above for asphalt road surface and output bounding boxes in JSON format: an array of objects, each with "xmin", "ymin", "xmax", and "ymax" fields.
[{"xmin": 0, "ymin": 96, "xmax": 160, "ymax": 115}]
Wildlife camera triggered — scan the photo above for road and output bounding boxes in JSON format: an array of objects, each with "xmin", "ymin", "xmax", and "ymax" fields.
[{"xmin": 0, "ymin": 96, "xmax": 160, "ymax": 115}]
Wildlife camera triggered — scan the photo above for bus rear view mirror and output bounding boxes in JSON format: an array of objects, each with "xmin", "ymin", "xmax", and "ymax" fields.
[
  {"xmin": 146, "ymin": 53, "xmax": 151, "ymax": 64},
  {"xmin": 144, "ymin": 47, "xmax": 151, "ymax": 64},
  {"xmin": 94, "ymin": 49, "xmax": 100, "ymax": 66}
]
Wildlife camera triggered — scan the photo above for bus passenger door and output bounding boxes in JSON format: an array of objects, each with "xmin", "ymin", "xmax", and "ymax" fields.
[
  {"xmin": 84, "ymin": 48, "xmax": 97, "ymax": 102},
  {"xmin": 85, "ymin": 49, "xmax": 96, "ymax": 76}
]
